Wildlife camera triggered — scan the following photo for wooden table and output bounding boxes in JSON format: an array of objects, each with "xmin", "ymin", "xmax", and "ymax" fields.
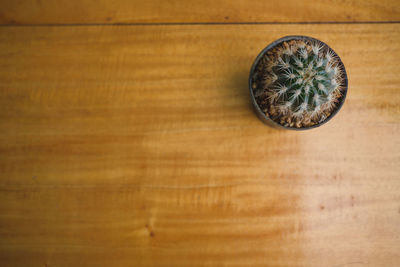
[{"xmin": 0, "ymin": 1, "xmax": 399, "ymax": 266}]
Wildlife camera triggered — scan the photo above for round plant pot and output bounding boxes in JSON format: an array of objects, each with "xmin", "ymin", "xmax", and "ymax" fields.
[{"xmin": 249, "ymin": 36, "xmax": 348, "ymax": 130}]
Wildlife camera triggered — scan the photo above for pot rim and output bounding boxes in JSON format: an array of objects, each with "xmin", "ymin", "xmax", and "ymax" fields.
[{"xmin": 248, "ymin": 35, "xmax": 348, "ymax": 130}]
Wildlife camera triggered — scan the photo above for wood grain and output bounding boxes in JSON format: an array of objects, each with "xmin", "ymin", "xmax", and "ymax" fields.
[
  {"xmin": 0, "ymin": 24, "xmax": 400, "ymax": 266},
  {"xmin": 0, "ymin": 0, "xmax": 399, "ymax": 25}
]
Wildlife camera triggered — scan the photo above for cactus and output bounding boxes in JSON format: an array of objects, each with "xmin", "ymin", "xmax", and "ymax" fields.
[{"xmin": 253, "ymin": 38, "xmax": 345, "ymax": 128}]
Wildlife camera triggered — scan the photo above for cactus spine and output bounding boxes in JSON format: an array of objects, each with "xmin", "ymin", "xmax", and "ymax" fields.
[{"xmin": 254, "ymin": 38, "xmax": 345, "ymax": 128}]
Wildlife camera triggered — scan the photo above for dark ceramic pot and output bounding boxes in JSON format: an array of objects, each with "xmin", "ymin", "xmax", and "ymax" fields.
[{"xmin": 248, "ymin": 35, "xmax": 348, "ymax": 130}]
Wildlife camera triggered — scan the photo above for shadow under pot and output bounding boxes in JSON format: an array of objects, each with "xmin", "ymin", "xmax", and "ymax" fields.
[{"xmin": 249, "ymin": 36, "xmax": 348, "ymax": 130}]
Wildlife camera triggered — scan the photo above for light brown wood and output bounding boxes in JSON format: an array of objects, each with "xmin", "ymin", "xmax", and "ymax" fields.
[
  {"xmin": 0, "ymin": 0, "xmax": 399, "ymax": 25},
  {"xmin": 0, "ymin": 24, "xmax": 400, "ymax": 266}
]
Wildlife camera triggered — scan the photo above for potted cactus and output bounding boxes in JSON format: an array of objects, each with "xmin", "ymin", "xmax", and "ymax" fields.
[{"xmin": 249, "ymin": 36, "xmax": 348, "ymax": 130}]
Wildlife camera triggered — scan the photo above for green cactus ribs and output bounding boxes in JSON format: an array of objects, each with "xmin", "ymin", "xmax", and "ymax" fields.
[{"xmin": 252, "ymin": 38, "xmax": 346, "ymax": 128}]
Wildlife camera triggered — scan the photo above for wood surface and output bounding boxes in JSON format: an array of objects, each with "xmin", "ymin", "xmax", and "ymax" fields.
[
  {"xmin": 0, "ymin": 8, "xmax": 400, "ymax": 267},
  {"xmin": 0, "ymin": 0, "xmax": 399, "ymax": 25}
]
